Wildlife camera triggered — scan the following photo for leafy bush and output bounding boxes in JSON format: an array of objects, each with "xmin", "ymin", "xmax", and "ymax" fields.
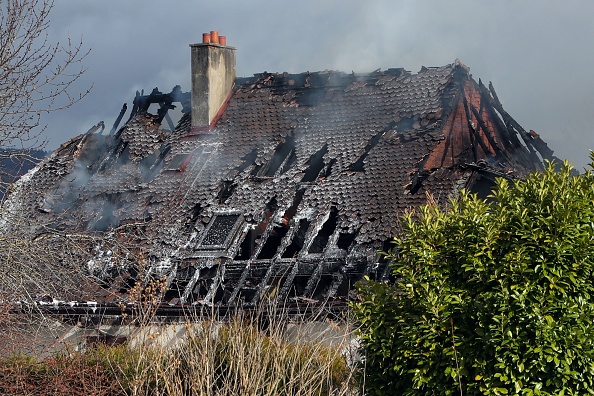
[{"xmin": 353, "ymin": 155, "xmax": 594, "ymax": 395}]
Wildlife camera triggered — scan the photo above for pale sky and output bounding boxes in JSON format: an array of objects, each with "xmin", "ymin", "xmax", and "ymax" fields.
[{"xmin": 42, "ymin": 0, "xmax": 594, "ymax": 169}]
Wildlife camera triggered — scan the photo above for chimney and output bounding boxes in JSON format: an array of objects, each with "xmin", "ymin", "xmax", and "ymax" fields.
[{"xmin": 190, "ymin": 31, "xmax": 236, "ymax": 128}]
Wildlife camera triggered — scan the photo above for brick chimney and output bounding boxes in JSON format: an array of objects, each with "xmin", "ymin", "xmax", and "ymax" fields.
[{"xmin": 190, "ymin": 31, "xmax": 236, "ymax": 128}]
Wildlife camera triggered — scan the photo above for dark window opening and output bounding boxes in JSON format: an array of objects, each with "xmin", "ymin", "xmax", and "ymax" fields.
[
  {"xmin": 282, "ymin": 219, "xmax": 311, "ymax": 258},
  {"xmin": 118, "ymin": 266, "xmax": 139, "ymax": 294},
  {"xmin": 337, "ymin": 230, "xmax": 357, "ymax": 250},
  {"xmin": 191, "ymin": 266, "xmax": 219, "ymax": 299},
  {"xmin": 278, "ymin": 149, "xmax": 297, "ymax": 175},
  {"xmin": 237, "ymin": 287, "xmax": 257, "ymax": 304},
  {"xmin": 283, "ymin": 189, "xmax": 305, "ymax": 222},
  {"xmin": 163, "ymin": 280, "xmax": 188, "ymax": 302},
  {"xmin": 236, "ymin": 198, "xmax": 278, "ymax": 260},
  {"xmin": 334, "ymin": 277, "xmax": 351, "ymax": 297},
  {"xmin": 409, "ymin": 169, "xmax": 430, "ymax": 195},
  {"xmin": 235, "ymin": 227, "xmax": 256, "ymax": 260},
  {"xmin": 189, "ymin": 203, "xmax": 203, "ymax": 223},
  {"xmin": 378, "ymin": 239, "xmax": 395, "ymax": 263},
  {"xmin": 257, "ymin": 224, "xmax": 289, "ymax": 259},
  {"xmin": 218, "ymin": 180, "xmax": 236, "ymax": 204},
  {"xmin": 311, "ymin": 275, "xmax": 333, "ymax": 298},
  {"xmin": 212, "ymin": 285, "xmax": 226, "ymax": 304},
  {"xmin": 288, "ymin": 276, "xmax": 309, "ymax": 297},
  {"xmin": 300, "ymin": 144, "xmax": 328, "ymax": 182},
  {"xmin": 295, "ymin": 88, "xmax": 327, "ymax": 107},
  {"xmin": 308, "ymin": 207, "xmax": 339, "ymax": 254},
  {"xmin": 348, "ymin": 130, "xmax": 385, "ymax": 172},
  {"xmin": 262, "ymin": 136, "xmax": 296, "ymax": 176},
  {"xmin": 198, "ymin": 213, "xmax": 241, "ymax": 249},
  {"xmin": 257, "ymin": 197, "xmax": 278, "ymax": 234},
  {"xmin": 115, "ymin": 144, "xmax": 131, "ymax": 169},
  {"xmin": 468, "ymin": 174, "xmax": 497, "ymax": 201},
  {"xmin": 267, "ymin": 276, "xmax": 286, "ymax": 293}
]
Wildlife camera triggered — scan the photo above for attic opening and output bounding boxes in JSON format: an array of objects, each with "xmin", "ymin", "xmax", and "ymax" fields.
[
  {"xmin": 236, "ymin": 226, "xmax": 256, "ymax": 260},
  {"xmin": 283, "ymin": 188, "xmax": 305, "ymax": 222},
  {"xmin": 282, "ymin": 218, "xmax": 311, "ymax": 258},
  {"xmin": 337, "ymin": 229, "xmax": 357, "ymax": 251},
  {"xmin": 308, "ymin": 207, "xmax": 339, "ymax": 254},
  {"xmin": 260, "ymin": 136, "xmax": 296, "ymax": 177},
  {"xmin": 190, "ymin": 202, "xmax": 204, "ymax": 224},
  {"xmin": 295, "ymin": 88, "xmax": 327, "ymax": 107},
  {"xmin": 348, "ymin": 130, "xmax": 385, "ymax": 172},
  {"xmin": 163, "ymin": 277, "xmax": 189, "ymax": 303},
  {"xmin": 257, "ymin": 223, "xmax": 289, "ymax": 260},
  {"xmin": 288, "ymin": 276, "xmax": 309, "ymax": 297},
  {"xmin": 235, "ymin": 198, "xmax": 278, "ymax": 260},
  {"xmin": 116, "ymin": 144, "xmax": 131, "ymax": 169},
  {"xmin": 188, "ymin": 266, "xmax": 220, "ymax": 301},
  {"xmin": 218, "ymin": 180, "xmax": 237, "ymax": 204},
  {"xmin": 300, "ymin": 144, "xmax": 328, "ymax": 182},
  {"xmin": 98, "ymin": 140, "xmax": 129, "ymax": 172},
  {"xmin": 468, "ymin": 172, "xmax": 498, "ymax": 200},
  {"xmin": 408, "ymin": 169, "xmax": 431, "ymax": 195},
  {"xmin": 236, "ymin": 148, "xmax": 258, "ymax": 173}
]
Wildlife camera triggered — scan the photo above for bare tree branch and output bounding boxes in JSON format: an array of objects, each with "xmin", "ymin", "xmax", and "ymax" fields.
[
  {"xmin": 0, "ymin": 0, "xmax": 93, "ymax": 345},
  {"xmin": 0, "ymin": 0, "xmax": 91, "ymax": 150}
]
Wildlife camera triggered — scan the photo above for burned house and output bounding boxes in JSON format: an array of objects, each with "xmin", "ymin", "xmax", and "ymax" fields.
[{"xmin": 2, "ymin": 32, "xmax": 557, "ymax": 314}]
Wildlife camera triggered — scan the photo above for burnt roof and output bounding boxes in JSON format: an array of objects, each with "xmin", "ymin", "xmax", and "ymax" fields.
[{"xmin": 1, "ymin": 61, "xmax": 557, "ymax": 312}]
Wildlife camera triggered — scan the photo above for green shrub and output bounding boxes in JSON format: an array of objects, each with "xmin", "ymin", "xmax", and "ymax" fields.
[{"xmin": 353, "ymin": 154, "xmax": 594, "ymax": 395}]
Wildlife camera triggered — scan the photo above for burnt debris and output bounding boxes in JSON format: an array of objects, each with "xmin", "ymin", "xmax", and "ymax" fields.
[{"xmin": 1, "ymin": 60, "xmax": 558, "ymax": 315}]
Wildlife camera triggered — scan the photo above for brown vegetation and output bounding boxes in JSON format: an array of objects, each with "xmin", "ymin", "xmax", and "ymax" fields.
[{"xmin": 0, "ymin": 313, "xmax": 357, "ymax": 395}]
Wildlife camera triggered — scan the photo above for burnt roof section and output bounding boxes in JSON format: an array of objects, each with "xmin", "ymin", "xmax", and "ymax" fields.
[{"xmin": 1, "ymin": 61, "xmax": 557, "ymax": 312}]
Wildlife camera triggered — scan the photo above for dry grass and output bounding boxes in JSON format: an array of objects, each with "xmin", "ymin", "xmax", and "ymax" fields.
[{"xmin": 0, "ymin": 309, "xmax": 358, "ymax": 395}]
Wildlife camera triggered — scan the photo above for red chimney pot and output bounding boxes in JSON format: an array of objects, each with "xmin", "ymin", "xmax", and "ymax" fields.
[
  {"xmin": 219, "ymin": 36, "xmax": 226, "ymax": 46},
  {"xmin": 210, "ymin": 30, "xmax": 219, "ymax": 44},
  {"xmin": 202, "ymin": 33, "xmax": 211, "ymax": 43}
]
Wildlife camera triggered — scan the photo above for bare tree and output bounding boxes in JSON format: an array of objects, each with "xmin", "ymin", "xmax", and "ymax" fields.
[
  {"xmin": 0, "ymin": 0, "xmax": 90, "ymax": 150},
  {"xmin": 0, "ymin": 0, "xmax": 92, "ymax": 348}
]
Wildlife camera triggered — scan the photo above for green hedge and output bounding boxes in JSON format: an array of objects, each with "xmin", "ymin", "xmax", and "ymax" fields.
[{"xmin": 353, "ymin": 155, "xmax": 594, "ymax": 395}]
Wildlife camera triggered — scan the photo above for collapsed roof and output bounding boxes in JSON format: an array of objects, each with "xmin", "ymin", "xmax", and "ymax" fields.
[{"xmin": 1, "ymin": 33, "xmax": 557, "ymax": 313}]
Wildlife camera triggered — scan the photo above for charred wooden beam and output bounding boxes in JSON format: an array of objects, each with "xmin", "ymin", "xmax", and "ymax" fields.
[
  {"xmin": 469, "ymin": 102, "xmax": 503, "ymax": 156},
  {"xmin": 129, "ymin": 85, "xmax": 191, "ymax": 121},
  {"xmin": 462, "ymin": 96, "xmax": 494, "ymax": 156},
  {"xmin": 478, "ymin": 81, "xmax": 543, "ymax": 165},
  {"xmin": 109, "ymin": 103, "xmax": 128, "ymax": 135},
  {"xmin": 478, "ymin": 80, "xmax": 524, "ymax": 150}
]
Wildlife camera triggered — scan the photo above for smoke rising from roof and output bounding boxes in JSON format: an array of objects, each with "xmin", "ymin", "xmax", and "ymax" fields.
[{"xmin": 41, "ymin": 0, "xmax": 593, "ymax": 169}]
